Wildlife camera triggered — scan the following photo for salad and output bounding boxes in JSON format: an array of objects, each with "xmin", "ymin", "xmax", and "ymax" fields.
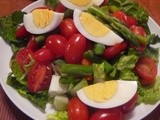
[{"xmin": 0, "ymin": 0, "xmax": 160, "ymax": 120}]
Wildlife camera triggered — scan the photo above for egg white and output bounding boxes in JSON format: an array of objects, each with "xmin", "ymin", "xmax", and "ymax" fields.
[
  {"xmin": 23, "ymin": 11, "xmax": 64, "ymax": 34},
  {"xmin": 73, "ymin": 9, "xmax": 124, "ymax": 46},
  {"xmin": 60, "ymin": 0, "xmax": 104, "ymax": 10},
  {"xmin": 77, "ymin": 80, "xmax": 138, "ymax": 109}
]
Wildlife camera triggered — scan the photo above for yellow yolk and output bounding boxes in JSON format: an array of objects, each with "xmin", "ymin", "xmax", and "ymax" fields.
[
  {"xmin": 83, "ymin": 80, "xmax": 118, "ymax": 102},
  {"xmin": 69, "ymin": 0, "xmax": 92, "ymax": 6},
  {"xmin": 32, "ymin": 9, "xmax": 54, "ymax": 28},
  {"xmin": 79, "ymin": 12, "xmax": 110, "ymax": 37}
]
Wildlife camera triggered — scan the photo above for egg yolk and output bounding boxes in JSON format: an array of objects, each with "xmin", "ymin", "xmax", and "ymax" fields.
[
  {"xmin": 83, "ymin": 80, "xmax": 118, "ymax": 102},
  {"xmin": 69, "ymin": 0, "xmax": 92, "ymax": 6},
  {"xmin": 32, "ymin": 9, "xmax": 53, "ymax": 28},
  {"xmin": 79, "ymin": 12, "xmax": 110, "ymax": 37}
]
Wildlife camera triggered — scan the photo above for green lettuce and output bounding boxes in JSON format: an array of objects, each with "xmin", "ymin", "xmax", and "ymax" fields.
[
  {"xmin": 47, "ymin": 111, "xmax": 68, "ymax": 120},
  {"xmin": 137, "ymin": 76, "xmax": 160, "ymax": 104}
]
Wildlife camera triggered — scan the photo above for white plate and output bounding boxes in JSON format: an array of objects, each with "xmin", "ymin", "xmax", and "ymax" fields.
[{"xmin": 0, "ymin": 0, "xmax": 160, "ymax": 120}]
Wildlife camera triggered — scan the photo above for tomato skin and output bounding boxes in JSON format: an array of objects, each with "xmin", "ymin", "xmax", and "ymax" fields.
[
  {"xmin": 55, "ymin": 3, "xmax": 66, "ymax": 13},
  {"xmin": 65, "ymin": 34, "xmax": 87, "ymax": 64},
  {"xmin": 16, "ymin": 25, "xmax": 30, "ymax": 38},
  {"xmin": 103, "ymin": 42, "xmax": 128, "ymax": 60},
  {"xmin": 89, "ymin": 108, "xmax": 123, "ymax": 120},
  {"xmin": 59, "ymin": 19, "xmax": 79, "ymax": 39},
  {"xmin": 15, "ymin": 48, "xmax": 34, "ymax": 72},
  {"xmin": 130, "ymin": 25, "xmax": 146, "ymax": 36},
  {"xmin": 68, "ymin": 97, "xmax": 89, "ymax": 120},
  {"xmin": 26, "ymin": 35, "xmax": 39, "ymax": 52},
  {"xmin": 112, "ymin": 11, "xmax": 136, "ymax": 27},
  {"xmin": 27, "ymin": 62, "xmax": 53, "ymax": 93},
  {"xmin": 34, "ymin": 48, "xmax": 54, "ymax": 62},
  {"xmin": 119, "ymin": 92, "xmax": 138, "ymax": 114},
  {"xmin": 46, "ymin": 34, "xmax": 67, "ymax": 59},
  {"xmin": 134, "ymin": 57, "xmax": 157, "ymax": 85}
]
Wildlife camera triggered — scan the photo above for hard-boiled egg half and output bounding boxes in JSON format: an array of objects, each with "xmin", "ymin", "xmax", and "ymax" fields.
[
  {"xmin": 77, "ymin": 80, "xmax": 137, "ymax": 109},
  {"xmin": 23, "ymin": 8, "xmax": 64, "ymax": 34},
  {"xmin": 60, "ymin": 0, "xmax": 104, "ymax": 10},
  {"xmin": 73, "ymin": 9, "xmax": 124, "ymax": 46}
]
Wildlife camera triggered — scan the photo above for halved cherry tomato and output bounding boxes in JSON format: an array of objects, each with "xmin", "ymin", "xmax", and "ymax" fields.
[
  {"xmin": 27, "ymin": 62, "xmax": 53, "ymax": 93},
  {"xmin": 55, "ymin": 3, "xmax": 66, "ymax": 13},
  {"xmin": 119, "ymin": 92, "xmax": 138, "ymax": 113},
  {"xmin": 103, "ymin": 42, "xmax": 128, "ymax": 60},
  {"xmin": 15, "ymin": 25, "xmax": 30, "ymax": 38},
  {"xmin": 65, "ymin": 34, "xmax": 87, "ymax": 64},
  {"xmin": 68, "ymin": 97, "xmax": 89, "ymax": 120},
  {"xmin": 112, "ymin": 11, "xmax": 136, "ymax": 27},
  {"xmin": 26, "ymin": 35, "xmax": 39, "ymax": 52},
  {"xmin": 59, "ymin": 19, "xmax": 79, "ymax": 39},
  {"xmin": 15, "ymin": 48, "xmax": 34, "ymax": 72},
  {"xmin": 46, "ymin": 34, "xmax": 67, "ymax": 59},
  {"xmin": 34, "ymin": 48, "xmax": 54, "ymax": 63},
  {"xmin": 134, "ymin": 57, "xmax": 157, "ymax": 85},
  {"xmin": 89, "ymin": 108, "xmax": 123, "ymax": 120}
]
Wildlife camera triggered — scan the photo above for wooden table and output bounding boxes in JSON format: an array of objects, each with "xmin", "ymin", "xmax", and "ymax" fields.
[{"xmin": 0, "ymin": 0, "xmax": 160, "ymax": 120}]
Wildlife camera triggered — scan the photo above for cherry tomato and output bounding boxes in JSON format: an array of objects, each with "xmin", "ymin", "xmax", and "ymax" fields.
[
  {"xmin": 59, "ymin": 19, "xmax": 79, "ymax": 39},
  {"xmin": 112, "ymin": 11, "xmax": 136, "ymax": 27},
  {"xmin": 46, "ymin": 34, "xmax": 67, "ymax": 59},
  {"xmin": 130, "ymin": 25, "xmax": 147, "ymax": 52},
  {"xmin": 55, "ymin": 3, "xmax": 66, "ymax": 13},
  {"xmin": 103, "ymin": 42, "xmax": 128, "ymax": 60},
  {"xmin": 68, "ymin": 97, "xmax": 89, "ymax": 120},
  {"xmin": 119, "ymin": 92, "xmax": 138, "ymax": 113},
  {"xmin": 65, "ymin": 34, "xmax": 87, "ymax": 64},
  {"xmin": 89, "ymin": 108, "xmax": 123, "ymax": 120},
  {"xmin": 134, "ymin": 57, "xmax": 157, "ymax": 85},
  {"xmin": 26, "ymin": 35, "xmax": 39, "ymax": 52},
  {"xmin": 34, "ymin": 48, "xmax": 54, "ymax": 62},
  {"xmin": 130, "ymin": 25, "xmax": 146, "ymax": 36},
  {"xmin": 15, "ymin": 48, "xmax": 34, "ymax": 72},
  {"xmin": 100, "ymin": 0, "xmax": 108, "ymax": 6},
  {"xmin": 15, "ymin": 25, "xmax": 30, "ymax": 38},
  {"xmin": 27, "ymin": 62, "xmax": 53, "ymax": 93}
]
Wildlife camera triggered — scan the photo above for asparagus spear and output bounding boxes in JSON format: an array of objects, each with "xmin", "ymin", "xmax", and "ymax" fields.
[{"xmin": 87, "ymin": 7, "xmax": 154, "ymax": 47}]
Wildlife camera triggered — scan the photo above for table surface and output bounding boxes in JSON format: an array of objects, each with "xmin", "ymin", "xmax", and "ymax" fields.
[{"xmin": 0, "ymin": 0, "xmax": 160, "ymax": 120}]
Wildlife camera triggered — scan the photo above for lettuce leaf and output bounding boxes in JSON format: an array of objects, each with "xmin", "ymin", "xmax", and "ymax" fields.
[
  {"xmin": 7, "ymin": 74, "xmax": 49, "ymax": 109},
  {"xmin": 47, "ymin": 111, "xmax": 68, "ymax": 120},
  {"xmin": 137, "ymin": 76, "xmax": 160, "ymax": 104}
]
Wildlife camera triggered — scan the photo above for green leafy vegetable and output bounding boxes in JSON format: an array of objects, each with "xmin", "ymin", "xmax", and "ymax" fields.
[
  {"xmin": 47, "ymin": 111, "xmax": 68, "ymax": 120},
  {"xmin": 137, "ymin": 76, "xmax": 160, "ymax": 104},
  {"xmin": 7, "ymin": 75, "xmax": 49, "ymax": 109}
]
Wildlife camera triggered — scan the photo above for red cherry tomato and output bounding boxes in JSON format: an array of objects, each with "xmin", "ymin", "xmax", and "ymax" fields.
[
  {"xmin": 65, "ymin": 34, "xmax": 87, "ymax": 64},
  {"xmin": 26, "ymin": 35, "xmax": 39, "ymax": 52},
  {"xmin": 100, "ymin": 0, "xmax": 108, "ymax": 6},
  {"xmin": 119, "ymin": 92, "xmax": 138, "ymax": 113},
  {"xmin": 103, "ymin": 42, "xmax": 128, "ymax": 60},
  {"xmin": 68, "ymin": 97, "xmax": 89, "ymax": 120},
  {"xmin": 59, "ymin": 19, "xmax": 79, "ymax": 39},
  {"xmin": 15, "ymin": 48, "xmax": 34, "ymax": 72},
  {"xmin": 46, "ymin": 34, "xmax": 67, "ymax": 59},
  {"xmin": 34, "ymin": 48, "xmax": 54, "ymax": 62},
  {"xmin": 27, "ymin": 62, "xmax": 53, "ymax": 93},
  {"xmin": 130, "ymin": 25, "xmax": 146, "ymax": 36},
  {"xmin": 15, "ymin": 25, "xmax": 30, "ymax": 38},
  {"xmin": 55, "ymin": 3, "xmax": 66, "ymax": 13},
  {"xmin": 134, "ymin": 57, "xmax": 157, "ymax": 85},
  {"xmin": 112, "ymin": 11, "xmax": 136, "ymax": 27},
  {"xmin": 130, "ymin": 25, "xmax": 147, "ymax": 52},
  {"xmin": 89, "ymin": 108, "xmax": 123, "ymax": 120}
]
